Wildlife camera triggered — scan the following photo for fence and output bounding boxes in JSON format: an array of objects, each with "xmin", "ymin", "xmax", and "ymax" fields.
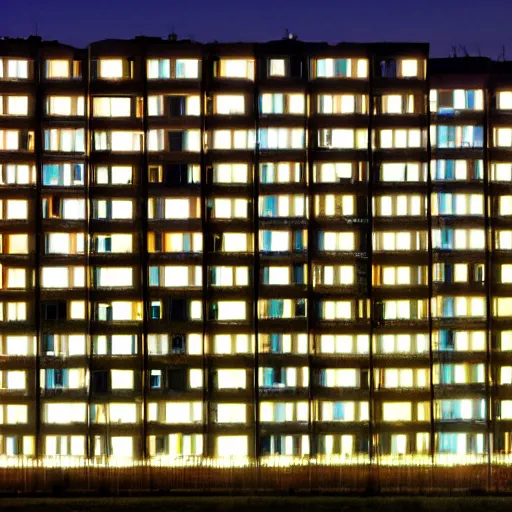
[{"xmin": 2, "ymin": 459, "xmax": 512, "ymax": 494}]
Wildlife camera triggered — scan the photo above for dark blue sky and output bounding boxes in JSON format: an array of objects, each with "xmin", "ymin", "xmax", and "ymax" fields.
[{"xmin": 1, "ymin": 0, "xmax": 509, "ymax": 58}]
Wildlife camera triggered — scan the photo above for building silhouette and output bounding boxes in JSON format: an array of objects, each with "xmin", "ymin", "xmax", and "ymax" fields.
[{"xmin": 0, "ymin": 35, "xmax": 512, "ymax": 467}]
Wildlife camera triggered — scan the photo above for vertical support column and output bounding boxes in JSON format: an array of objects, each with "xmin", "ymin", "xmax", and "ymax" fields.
[
  {"xmin": 253, "ymin": 51, "xmax": 261, "ymax": 462},
  {"xmin": 200, "ymin": 49, "xmax": 209, "ymax": 457},
  {"xmin": 305, "ymin": 57, "xmax": 315, "ymax": 458},
  {"xmin": 426, "ymin": 73, "xmax": 436, "ymax": 465},
  {"xmin": 141, "ymin": 44, "xmax": 150, "ymax": 459},
  {"xmin": 33, "ymin": 40, "xmax": 43, "ymax": 459},
  {"xmin": 85, "ymin": 44, "xmax": 93, "ymax": 459},
  {"xmin": 367, "ymin": 52, "xmax": 375, "ymax": 464},
  {"xmin": 483, "ymin": 83, "xmax": 493, "ymax": 488}
]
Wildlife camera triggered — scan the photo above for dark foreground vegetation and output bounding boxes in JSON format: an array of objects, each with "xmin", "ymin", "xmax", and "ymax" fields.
[{"xmin": 1, "ymin": 497, "xmax": 512, "ymax": 512}]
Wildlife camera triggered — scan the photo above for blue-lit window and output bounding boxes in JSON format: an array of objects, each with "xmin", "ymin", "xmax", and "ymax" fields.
[{"xmin": 43, "ymin": 163, "xmax": 84, "ymax": 186}]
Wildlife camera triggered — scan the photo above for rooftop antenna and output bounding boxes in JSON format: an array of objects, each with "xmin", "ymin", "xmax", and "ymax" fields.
[
  {"xmin": 284, "ymin": 28, "xmax": 297, "ymax": 40},
  {"xmin": 35, "ymin": 20, "xmax": 39, "ymax": 36},
  {"xmin": 451, "ymin": 45, "xmax": 457, "ymax": 58},
  {"xmin": 499, "ymin": 45, "xmax": 506, "ymax": 61},
  {"xmin": 459, "ymin": 44, "xmax": 469, "ymax": 57},
  {"xmin": 168, "ymin": 26, "xmax": 177, "ymax": 41}
]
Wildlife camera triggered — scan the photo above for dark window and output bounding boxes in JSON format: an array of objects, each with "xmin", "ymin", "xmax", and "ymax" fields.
[
  {"xmin": 91, "ymin": 371, "xmax": 108, "ymax": 393},
  {"xmin": 167, "ymin": 368, "xmax": 187, "ymax": 391},
  {"xmin": 168, "ymin": 132, "xmax": 183, "ymax": 151},
  {"xmin": 42, "ymin": 301, "xmax": 67, "ymax": 321},
  {"xmin": 169, "ymin": 299, "xmax": 187, "ymax": 320},
  {"xmin": 294, "ymin": 299, "xmax": 306, "ymax": 317},
  {"xmin": 171, "ymin": 335, "xmax": 186, "ymax": 354},
  {"xmin": 168, "ymin": 96, "xmax": 186, "ymax": 116}
]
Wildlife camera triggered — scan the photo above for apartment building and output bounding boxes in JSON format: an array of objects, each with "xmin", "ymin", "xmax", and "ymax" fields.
[{"xmin": 1, "ymin": 34, "xmax": 511, "ymax": 466}]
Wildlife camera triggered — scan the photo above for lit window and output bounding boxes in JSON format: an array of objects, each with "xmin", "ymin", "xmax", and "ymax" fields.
[
  {"xmin": 98, "ymin": 59, "xmax": 124, "ymax": 79},
  {"xmin": 216, "ymin": 404, "xmax": 247, "ymax": 423},
  {"xmin": 46, "ymin": 60, "xmax": 69, "ymax": 79},
  {"xmin": 218, "ymin": 59, "xmax": 255, "ymax": 80},
  {"xmin": 215, "ymin": 95, "xmax": 245, "ymax": 115},
  {"xmin": 1, "ymin": 60, "xmax": 28, "ymax": 80},
  {"xmin": 498, "ymin": 91, "xmax": 512, "ymax": 110},
  {"xmin": 0, "ymin": 96, "xmax": 28, "ymax": 116},
  {"xmin": 93, "ymin": 97, "xmax": 131, "ymax": 117},
  {"xmin": 401, "ymin": 59, "xmax": 419, "ymax": 78},
  {"xmin": 269, "ymin": 59, "xmax": 286, "ymax": 76}
]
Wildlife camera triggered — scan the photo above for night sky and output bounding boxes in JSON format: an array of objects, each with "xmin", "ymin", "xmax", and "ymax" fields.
[{"xmin": 0, "ymin": 0, "xmax": 507, "ymax": 58}]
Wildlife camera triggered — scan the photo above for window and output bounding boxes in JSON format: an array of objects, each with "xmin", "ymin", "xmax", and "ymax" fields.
[
  {"xmin": 381, "ymin": 94, "xmax": 415, "ymax": 114},
  {"xmin": 95, "ymin": 267, "xmax": 133, "ymax": 288},
  {"xmin": 269, "ymin": 59, "xmax": 286, "ymax": 77},
  {"xmin": 0, "ymin": 59, "xmax": 29, "ymax": 80},
  {"xmin": 93, "ymin": 97, "xmax": 131, "ymax": 117},
  {"xmin": 260, "ymin": 401, "xmax": 309, "ymax": 422},
  {"xmin": 430, "ymin": 89, "xmax": 484, "ymax": 112},
  {"xmin": 261, "ymin": 93, "xmax": 305, "ymax": 115},
  {"xmin": 213, "ymin": 334, "xmax": 252, "ymax": 355},
  {"xmin": 382, "ymin": 402, "xmax": 412, "ymax": 421},
  {"xmin": 147, "ymin": 58, "xmax": 200, "ymax": 80},
  {"xmin": 432, "ymin": 228, "xmax": 485, "ymax": 250},
  {"xmin": 150, "ymin": 265, "xmax": 202, "ymax": 287},
  {"xmin": 260, "ymin": 162, "xmax": 304, "ymax": 184},
  {"xmin": 43, "ymin": 163, "xmax": 84, "ymax": 186},
  {"xmin": 314, "ymin": 265, "xmax": 354, "ymax": 286},
  {"xmin": 0, "ymin": 130, "xmax": 34, "ymax": 151},
  {"xmin": 46, "ymin": 96, "xmax": 84, "ymax": 116},
  {"xmin": 260, "ymin": 230, "xmax": 304, "ymax": 253},
  {"xmin": 215, "ymin": 95, "xmax": 245, "ymax": 115},
  {"xmin": 315, "ymin": 195, "xmax": 354, "ymax": 216},
  {"xmin": 433, "ymin": 296, "xmax": 486, "ymax": 318},
  {"xmin": 319, "ymin": 300, "xmax": 353, "ymax": 320},
  {"xmin": 318, "ymin": 231, "xmax": 355, "ymax": 251},
  {"xmin": 0, "ymin": 96, "xmax": 28, "ymax": 116},
  {"xmin": 45, "ymin": 233, "xmax": 85, "ymax": 255},
  {"xmin": 44, "ymin": 403, "xmax": 86, "ymax": 424},
  {"xmin": 41, "ymin": 266, "xmax": 85, "ymax": 289},
  {"xmin": 375, "ymin": 195, "xmax": 424, "ymax": 216},
  {"xmin": 319, "ymin": 128, "xmax": 367, "ymax": 149},
  {"xmin": 217, "ymin": 59, "xmax": 254, "ymax": 80},
  {"xmin": 212, "ymin": 129, "xmax": 256, "ymax": 150},
  {"xmin": 0, "ymin": 164, "xmax": 34, "ymax": 185},
  {"xmin": 400, "ymin": 59, "xmax": 419, "ymax": 78},
  {"xmin": 317, "ymin": 334, "xmax": 370, "ymax": 354},
  {"xmin": 317, "ymin": 94, "xmax": 367, "ymax": 114},
  {"xmin": 176, "ymin": 59, "xmax": 199, "ymax": 79},
  {"xmin": 1, "ymin": 234, "xmax": 29, "ymax": 254},
  {"xmin": 379, "ymin": 128, "xmax": 423, "ymax": 148},
  {"xmin": 95, "ymin": 165, "xmax": 132, "ymax": 185},
  {"xmin": 97, "ymin": 59, "xmax": 127, "ymax": 79},
  {"xmin": 432, "ymin": 160, "xmax": 483, "ymax": 181},
  {"xmin": 44, "ymin": 129, "xmax": 85, "ymax": 152},
  {"xmin": 211, "ymin": 198, "xmax": 249, "ymax": 219},
  {"xmin": 259, "ymin": 195, "xmax": 306, "ymax": 218},
  {"xmin": 314, "ymin": 162, "xmax": 358, "ymax": 182},
  {"xmin": 45, "ymin": 60, "xmax": 70, "ymax": 79},
  {"xmin": 432, "ymin": 193, "xmax": 483, "ymax": 216},
  {"xmin": 314, "ymin": 58, "xmax": 367, "ymax": 78},
  {"xmin": 210, "ymin": 266, "xmax": 248, "ymax": 287},
  {"xmin": 319, "ymin": 401, "xmax": 368, "ymax": 421},
  {"xmin": 214, "ymin": 163, "xmax": 249, "ymax": 183},
  {"xmin": 94, "ymin": 131, "xmax": 142, "ymax": 152},
  {"xmin": 259, "ymin": 128, "xmax": 304, "ymax": 149},
  {"xmin": 93, "ymin": 199, "xmax": 133, "ymax": 220},
  {"xmin": 498, "ymin": 91, "xmax": 512, "ymax": 110},
  {"xmin": 212, "ymin": 301, "xmax": 247, "ymax": 321},
  {"xmin": 432, "ymin": 125, "xmax": 484, "ymax": 148}
]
